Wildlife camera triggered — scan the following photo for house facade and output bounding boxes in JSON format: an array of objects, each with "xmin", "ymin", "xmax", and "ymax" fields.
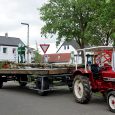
[
  {"xmin": 0, "ymin": 33, "xmax": 34, "ymax": 63},
  {"xmin": 56, "ymin": 39, "xmax": 79, "ymax": 54},
  {"xmin": 56, "ymin": 40, "xmax": 79, "ymax": 64},
  {"xmin": 0, "ymin": 45, "xmax": 18, "ymax": 62}
]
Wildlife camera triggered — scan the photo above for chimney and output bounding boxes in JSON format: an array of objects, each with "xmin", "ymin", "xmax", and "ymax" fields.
[{"xmin": 5, "ymin": 33, "xmax": 8, "ymax": 38}]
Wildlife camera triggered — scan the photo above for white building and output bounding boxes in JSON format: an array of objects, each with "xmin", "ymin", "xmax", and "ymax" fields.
[
  {"xmin": 56, "ymin": 39, "xmax": 78, "ymax": 54},
  {"xmin": 0, "ymin": 33, "xmax": 34, "ymax": 63},
  {"xmin": 56, "ymin": 39, "xmax": 81, "ymax": 64}
]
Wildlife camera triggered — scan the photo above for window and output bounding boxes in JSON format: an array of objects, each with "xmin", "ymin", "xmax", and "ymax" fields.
[
  {"xmin": 12, "ymin": 48, "xmax": 16, "ymax": 54},
  {"xmin": 64, "ymin": 45, "xmax": 66, "ymax": 50},
  {"xmin": 3, "ymin": 48, "xmax": 7, "ymax": 53},
  {"xmin": 67, "ymin": 45, "xmax": 69, "ymax": 49}
]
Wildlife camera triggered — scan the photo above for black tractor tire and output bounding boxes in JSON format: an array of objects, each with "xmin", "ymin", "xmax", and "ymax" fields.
[
  {"xmin": 107, "ymin": 91, "xmax": 115, "ymax": 113},
  {"xmin": 0, "ymin": 81, "xmax": 3, "ymax": 89},
  {"xmin": 19, "ymin": 82, "xmax": 27, "ymax": 87},
  {"xmin": 73, "ymin": 75, "xmax": 92, "ymax": 104}
]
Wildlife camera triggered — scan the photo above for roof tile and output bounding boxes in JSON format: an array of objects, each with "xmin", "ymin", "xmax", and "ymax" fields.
[{"xmin": 0, "ymin": 36, "xmax": 24, "ymax": 46}]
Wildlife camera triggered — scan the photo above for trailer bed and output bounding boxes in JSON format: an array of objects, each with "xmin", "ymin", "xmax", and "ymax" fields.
[
  {"xmin": 0, "ymin": 68, "xmax": 73, "ymax": 95},
  {"xmin": 0, "ymin": 68, "xmax": 70, "ymax": 75}
]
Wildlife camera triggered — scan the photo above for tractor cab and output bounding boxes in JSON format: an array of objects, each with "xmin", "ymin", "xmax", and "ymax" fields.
[{"xmin": 76, "ymin": 46, "xmax": 114, "ymax": 76}]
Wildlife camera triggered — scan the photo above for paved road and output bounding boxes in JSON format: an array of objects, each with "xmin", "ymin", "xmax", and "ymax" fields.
[{"xmin": 0, "ymin": 81, "xmax": 114, "ymax": 115}]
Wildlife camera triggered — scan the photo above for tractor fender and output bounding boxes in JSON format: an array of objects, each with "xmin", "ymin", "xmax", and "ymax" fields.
[
  {"xmin": 72, "ymin": 69, "xmax": 88, "ymax": 80},
  {"xmin": 105, "ymin": 88, "xmax": 114, "ymax": 95}
]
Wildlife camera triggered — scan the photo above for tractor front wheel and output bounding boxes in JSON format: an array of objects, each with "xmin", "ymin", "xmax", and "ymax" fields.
[
  {"xmin": 107, "ymin": 91, "xmax": 115, "ymax": 113},
  {"xmin": 73, "ymin": 75, "xmax": 92, "ymax": 104}
]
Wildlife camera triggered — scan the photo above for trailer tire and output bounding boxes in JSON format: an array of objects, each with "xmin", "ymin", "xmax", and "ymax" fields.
[
  {"xmin": 0, "ymin": 81, "xmax": 3, "ymax": 89},
  {"xmin": 38, "ymin": 90, "xmax": 49, "ymax": 96},
  {"xmin": 107, "ymin": 91, "xmax": 115, "ymax": 113},
  {"xmin": 67, "ymin": 80, "xmax": 73, "ymax": 92},
  {"xmin": 102, "ymin": 92, "xmax": 107, "ymax": 101},
  {"xmin": 73, "ymin": 75, "xmax": 92, "ymax": 104},
  {"xmin": 19, "ymin": 82, "xmax": 27, "ymax": 87},
  {"xmin": 69, "ymin": 87, "xmax": 73, "ymax": 92},
  {"xmin": 36, "ymin": 77, "xmax": 49, "ymax": 96},
  {"xmin": 17, "ymin": 75, "xmax": 28, "ymax": 87}
]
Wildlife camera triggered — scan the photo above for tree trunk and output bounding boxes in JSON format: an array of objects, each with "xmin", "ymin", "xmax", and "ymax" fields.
[
  {"xmin": 105, "ymin": 32, "xmax": 110, "ymax": 46},
  {"xmin": 80, "ymin": 42, "xmax": 85, "ymax": 64}
]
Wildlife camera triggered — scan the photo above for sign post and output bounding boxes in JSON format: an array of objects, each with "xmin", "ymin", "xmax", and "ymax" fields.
[{"xmin": 40, "ymin": 44, "xmax": 50, "ymax": 63}]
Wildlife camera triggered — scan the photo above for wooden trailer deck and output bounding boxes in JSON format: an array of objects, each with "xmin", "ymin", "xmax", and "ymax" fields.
[{"xmin": 0, "ymin": 68, "xmax": 70, "ymax": 75}]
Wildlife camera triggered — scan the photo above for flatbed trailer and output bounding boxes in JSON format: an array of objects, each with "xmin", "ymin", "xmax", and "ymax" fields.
[
  {"xmin": 0, "ymin": 68, "xmax": 69, "ymax": 75},
  {"xmin": 0, "ymin": 67, "xmax": 74, "ymax": 95}
]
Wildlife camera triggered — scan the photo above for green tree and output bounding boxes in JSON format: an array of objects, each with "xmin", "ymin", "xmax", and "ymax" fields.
[
  {"xmin": 88, "ymin": 0, "xmax": 115, "ymax": 46},
  {"xmin": 40, "ymin": 0, "xmax": 97, "ymax": 48},
  {"xmin": 34, "ymin": 51, "xmax": 42, "ymax": 63},
  {"xmin": 40, "ymin": 0, "xmax": 115, "ymax": 62},
  {"xmin": 40, "ymin": 0, "xmax": 115, "ymax": 46}
]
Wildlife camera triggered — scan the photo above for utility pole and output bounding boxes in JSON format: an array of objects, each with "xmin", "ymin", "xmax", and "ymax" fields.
[{"xmin": 21, "ymin": 22, "xmax": 29, "ymax": 63}]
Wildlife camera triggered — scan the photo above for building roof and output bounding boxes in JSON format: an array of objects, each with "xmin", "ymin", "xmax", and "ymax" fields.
[
  {"xmin": 0, "ymin": 36, "xmax": 24, "ymax": 47},
  {"xmin": 56, "ymin": 39, "xmax": 89, "ymax": 53},
  {"xmin": 56, "ymin": 39, "xmax": 79, "ymax": 53},
  {"xmin": 44, "ymin": 53, "xmax": 71, "ymax": 63}
]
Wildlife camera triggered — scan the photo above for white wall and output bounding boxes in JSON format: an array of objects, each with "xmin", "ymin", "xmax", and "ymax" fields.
[
  {"xmin": 0, "ymin": 45, "xmax": 33, "ymax": 63},
  {"xmin": 57, "ymin": 45, "xmax": 82, "ymax": 64},
  {"xmin": 57, "ymin": 45, "xmax": 76, "ymax": 54},
  {"xmin": 0, "ymin": 46, "xmax": 18, "ymax": 62}
]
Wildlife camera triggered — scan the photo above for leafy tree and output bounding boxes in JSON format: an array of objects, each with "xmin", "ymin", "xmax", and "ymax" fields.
[
  {"xmin": 40, "ymin": 0, "xmax": 115, "ymax": 62},
  {"xmin": 88, "ymin": 0, "xmax": 115, "ymax": 46},
  {"xmin": 40, "ymin": 0, "xmax": 115, "ymax": 46},
  {"xmin": 34, "ymin": 51, "xmax": 42, "ymax": 63},
  {"xmin": 40, "ymin": 0, "xmax": 98, "ymax": 48}
]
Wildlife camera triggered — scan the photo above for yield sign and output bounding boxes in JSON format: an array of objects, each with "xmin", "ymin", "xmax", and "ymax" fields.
[{"xmin": 40, "ymin": 44, "xmax": 50, "ymax": 53}]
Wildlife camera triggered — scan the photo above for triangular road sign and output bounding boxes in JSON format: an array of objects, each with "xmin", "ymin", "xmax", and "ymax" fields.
[{"xmin": 40, "ymin": 44, "xmax": 50, "ymax": 53}]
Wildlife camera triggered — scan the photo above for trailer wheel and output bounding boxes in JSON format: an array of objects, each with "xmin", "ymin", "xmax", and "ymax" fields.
[
  {"xmin": 38, "ymin": 90, "xmax": 49, "ymax": 96},
  {"xmin": 102, "ymin": 92, "xmax": 107, "ymax": 101},
  {"xmin": 107, "ymin": 91, "xmax": 115, "ymax": 113},
  {"xmin": 17, "ymin": 75, "xmax": 28, "ymax": 87},
  {"xmin": 68, "ymin": 87, "xmax": 73, "ymax": 92},
  {"xmin": 0, "ymin": 81, "xmax": 3, "ymax": 89},
  {"xmin": 36, "ymin": 77, "xmax": 49, "ymax": 96},
  {"xmin": 19, "ymin": 82, "xmax": 27, "ymax": 87},
  {"xmin": 73, "ymin": 75, "xmax": 92, "ymax": 104},
  {"xmin": 67, "ymin": 80, "xmax": 73, "ymax": 92}
]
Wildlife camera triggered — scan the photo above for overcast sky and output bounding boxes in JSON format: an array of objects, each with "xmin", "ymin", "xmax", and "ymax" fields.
[{"xmin": 0, "ymin": 0, "xmax": 57, "ymax": 54}]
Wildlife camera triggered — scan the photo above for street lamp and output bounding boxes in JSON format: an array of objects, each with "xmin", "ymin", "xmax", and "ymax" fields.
[{"xmin": 21, "ymin": 22, "xmax": 29, "ymax": 63}]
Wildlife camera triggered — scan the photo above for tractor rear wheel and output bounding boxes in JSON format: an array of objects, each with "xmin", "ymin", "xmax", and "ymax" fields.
[
  {"xmin": 73, "ymin": 75, "xmax": 92, "ymax": 104},
  {"xmin": 107, "ymin": 91, "xmax": 115, "ymax": 113}
]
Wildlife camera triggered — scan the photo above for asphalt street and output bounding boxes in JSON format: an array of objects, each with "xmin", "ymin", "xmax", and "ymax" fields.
[{"xmin": 0, "ymin": 81, "xmax": 114, "ymax": 115}]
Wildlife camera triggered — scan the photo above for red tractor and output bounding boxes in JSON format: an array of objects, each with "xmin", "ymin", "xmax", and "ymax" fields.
[{"xmin": 72, "ymin": 46, "xmax": 115, "ymax": 112}]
